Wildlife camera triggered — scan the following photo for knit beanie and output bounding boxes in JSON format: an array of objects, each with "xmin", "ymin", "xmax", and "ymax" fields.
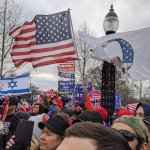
[{"xmin": 114, "ymin": 116, "xmax": 148, "ymax": 143}]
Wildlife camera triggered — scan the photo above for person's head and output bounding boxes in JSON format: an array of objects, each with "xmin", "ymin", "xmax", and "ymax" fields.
[
  {"xmin": 74, "ymin": 105, "xmax": 83, "ymax": 116},
  {"xmin": 49, "ymin": 100, "xmax": 63, "ymax": 117},
  {"xmin": 72, "ymin": 110, "xmax": 103, "ymax": 125},
  {"xmin": 135, "ymin": 103, "xmax": 150, "ymax": 119},
  {"xmin": 7, "ymin": 97, "xmax": 18, "ymax": 115},
  {"xmin": 38, "ymin": 116, "xmax": 69, "ymax": 150},
  {"xmin": 112, "ymin": 116, "xmax": 148, "ymax": 150},
  {"xmin": 143, "ymin": 116, "xmax": 150, "ymax": 150},
  {"xmin": 57, "ymin": 122, "xmax": 131, "ymax": 150},
  {"xmin": 32, "ymin": 103, "xmax": 44, "ymax": 115}
]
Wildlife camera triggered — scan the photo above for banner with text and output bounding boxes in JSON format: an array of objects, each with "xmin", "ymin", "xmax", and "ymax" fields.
[
  {"xmin": 58, "ymin": 81, "xmax": 75, "ymax": 92},
  {"xmin": 58, "ymin": 71, "xmax": 75, "ymax": 79},
  {"xmin": 57, "ymin": 63, "xmax": 75, "ymax": 73}
]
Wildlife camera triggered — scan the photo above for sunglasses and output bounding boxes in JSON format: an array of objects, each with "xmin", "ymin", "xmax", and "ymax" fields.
[{"xmin": 118, "ymin": 130, "xmax": 139, "ymax": 142}]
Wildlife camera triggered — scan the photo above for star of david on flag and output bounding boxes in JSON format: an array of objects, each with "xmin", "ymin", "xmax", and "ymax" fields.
[
  {"xmin": 0, "ymin": 73, "xmax": 31, "ymax": 95},
  {"xmin": 8, "ymin": 79, "xmax": 17, "ymax": 89}
]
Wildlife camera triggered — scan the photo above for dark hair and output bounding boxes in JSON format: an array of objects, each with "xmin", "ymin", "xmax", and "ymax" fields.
[
  {"xmin": 34, "ymin": 103, "xmax": 44, "ymax": 114},
  {"xmin": 65, "ymin": 122, "xmax": 131, "ymax": 150}
]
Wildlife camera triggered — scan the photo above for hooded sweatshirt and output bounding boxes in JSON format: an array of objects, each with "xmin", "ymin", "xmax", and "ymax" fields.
[{"xmin": 136, "ymin": 102, "xmax": 150, "ymax": 117}]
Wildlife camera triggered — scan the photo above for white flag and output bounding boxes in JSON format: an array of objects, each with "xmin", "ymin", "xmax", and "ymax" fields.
[
  {"xmin": 0, "ymin": 73, "xmax": 31, "ymax": 95},
  {"xmin": 79, "ymin": 27, "xmax": 150, "ymax": 80}
]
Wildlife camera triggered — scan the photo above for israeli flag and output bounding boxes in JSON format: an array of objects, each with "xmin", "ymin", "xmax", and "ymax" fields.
[{"xmin": 0, "ymin": 73, "xmax": 31, "ymax": 95}]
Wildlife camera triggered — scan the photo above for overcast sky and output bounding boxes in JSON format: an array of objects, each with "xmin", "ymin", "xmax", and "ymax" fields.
[{"xmin": 14, "ymin": 0, "xmax": 150, "ymax": 91}]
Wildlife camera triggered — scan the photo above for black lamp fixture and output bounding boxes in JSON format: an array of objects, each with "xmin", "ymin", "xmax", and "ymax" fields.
[
  {"xmin": 103, "ymin": 4, "xmax": 119, "ymax": 34},
  {"xmin": 101, "ymin": 5, "xmax": 119, "ymax": 120}
]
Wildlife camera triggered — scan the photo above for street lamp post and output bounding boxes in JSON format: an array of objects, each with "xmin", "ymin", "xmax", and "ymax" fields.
[{"xmin": 101, "ymin": 5, "xmax": 119, "ymax": 119}]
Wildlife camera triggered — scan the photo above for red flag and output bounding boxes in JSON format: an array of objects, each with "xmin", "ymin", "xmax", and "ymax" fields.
[
  {"xmin": 9, "ymin": 11, "xmax": 77, "ymax": 68},
  {"xmin": 2, "ymin": 98, "xmax": 9, "ymax": 122}
]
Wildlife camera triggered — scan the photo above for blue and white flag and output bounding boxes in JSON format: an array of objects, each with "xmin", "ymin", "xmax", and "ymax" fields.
[{"xmin": 0, "ymin": 73, "xmax": 31, "ymax": 95}]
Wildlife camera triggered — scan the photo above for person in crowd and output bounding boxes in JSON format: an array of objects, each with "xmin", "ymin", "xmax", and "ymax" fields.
[
  {"xmin": 57, "ymin": 122, "xmax": 131, "ymax": 150},
  {"xmin": 0, "ymin": 119, "xmax": 4, "ymax": 150},
  {"xmin": 31, "ymin": 103, "xmax": 44, "ymax": 116},
  {"xmin": 72, "ymin": 110, "xmax": 103, "ymax": 125},
  {"xmin": 17, "ymin": 105, "xmax": 27, "ymax": 112},
  {"xmin": 38, "ymin": 115, "xmax": 69, "ymax": 150},
  {"xmin": 5, "ymin": 113, "xmax": 49, "ymax": 150},
  {"xmin": 2, "ymin": 97, "xmax": 18, "ymax": 148},
  {"xmin": 112, "ymin": 116, "xmax": 148, "ymax": 150},
  {"xmin": 8, "ymin": 111, "xmax": 30, "ymax": 137},
  {"xmin": 83, "ymin": 87, "xmax": 108, "ymax": 121},
  {"xmin": 29, "ymin": 113, "xmax": 49, "ymax": 143},
  {"xmin": 17, "ymin": 101, "xmax": 30, "ymax": 112},
  {"xmin": 110, "ymin": 109, "xmax": 133, "ymax": 126},
  {"xmin": 135, "ymin": 102, "xmax": 150, "ymax": 119},
  {"xmin": 117, "ymin": 108, "xmax": 133, "ymax": 117},
  {"xmin": 48, "ymin": 99, "xmax": 63, "ymax": 117},
  {"xmin": 143, "ymin": 116, "xmax": 150, "ymax": 150}
]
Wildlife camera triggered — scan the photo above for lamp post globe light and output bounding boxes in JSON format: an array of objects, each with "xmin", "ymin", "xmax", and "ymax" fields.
[
  {"xmin": 103, "ymin": 5, "xmax": 119, "ymax": 34},
  {"xmin": 101, "ymin": 5, "xmax": 119, "ymax": 120}
]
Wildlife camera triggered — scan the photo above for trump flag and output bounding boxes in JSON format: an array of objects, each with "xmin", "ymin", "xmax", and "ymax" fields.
[
  {"xmin": 79, "ymin": 27, "xmax": 150, "ymax": 80},
  {"xmin": 0, "ymin": 73, "xmax": 31, "ymax": 95},
  {"xmin": 9, "ymin": 10, "xmax": 77, "ymax": 68}
]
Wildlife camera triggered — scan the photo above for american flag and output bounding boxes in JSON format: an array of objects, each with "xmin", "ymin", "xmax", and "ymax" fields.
[
  {"xmin": 127, "ymin": 103, "xmax": 138, "ymax": 112},
  {"xmin": 9, "ymin": 10, "xmax": 77, "ymax": 68},
  {"xmin": 90, "ymin": 91, "xmax": 101, "ymax": 100}
]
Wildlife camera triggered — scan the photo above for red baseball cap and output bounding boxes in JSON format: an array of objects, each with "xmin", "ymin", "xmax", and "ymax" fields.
[
  {"xmin": 117, "ymin": 109, "xmax": 133, "ymax": 117},
  {"xmin": 51, "ymin": 99, "xmax": 63, "ymax": 108}
]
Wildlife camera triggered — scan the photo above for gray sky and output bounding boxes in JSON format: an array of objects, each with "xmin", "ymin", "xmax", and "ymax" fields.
[{"xmin": 15, "ymin": 0, "xmax": 150, "ymax": 91}]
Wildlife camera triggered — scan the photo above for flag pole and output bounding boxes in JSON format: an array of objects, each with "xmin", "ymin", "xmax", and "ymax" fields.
[
  {"xmin": 68, "ymin": 9, "xmax": 77, "ymax": 105},
  {"xmin": 29, "ymin": 71, "xmax": 33, "ymax": 104},
  {"xmin": 68, "ymin": 8, "xmax": 84, "ymax": 84},
  {"xmin": 68, "ymin": 9, "xmax": 86, "ymax": 104}
]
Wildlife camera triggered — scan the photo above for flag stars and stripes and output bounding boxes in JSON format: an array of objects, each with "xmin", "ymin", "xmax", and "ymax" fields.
[{"xmin": 9, "ymin": 11, "xmax": 77, "ymax": 68}]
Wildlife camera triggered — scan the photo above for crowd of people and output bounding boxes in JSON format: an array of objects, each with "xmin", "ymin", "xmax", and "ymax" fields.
[{"xmin": 0, "ymin": 88, "xmax": 150, "ymax": 150}]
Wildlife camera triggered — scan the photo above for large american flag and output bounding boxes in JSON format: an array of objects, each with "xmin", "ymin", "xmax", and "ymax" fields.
[{"xmin": 9, "ymin": 10, "xmax": 77, "ymax": 68}]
